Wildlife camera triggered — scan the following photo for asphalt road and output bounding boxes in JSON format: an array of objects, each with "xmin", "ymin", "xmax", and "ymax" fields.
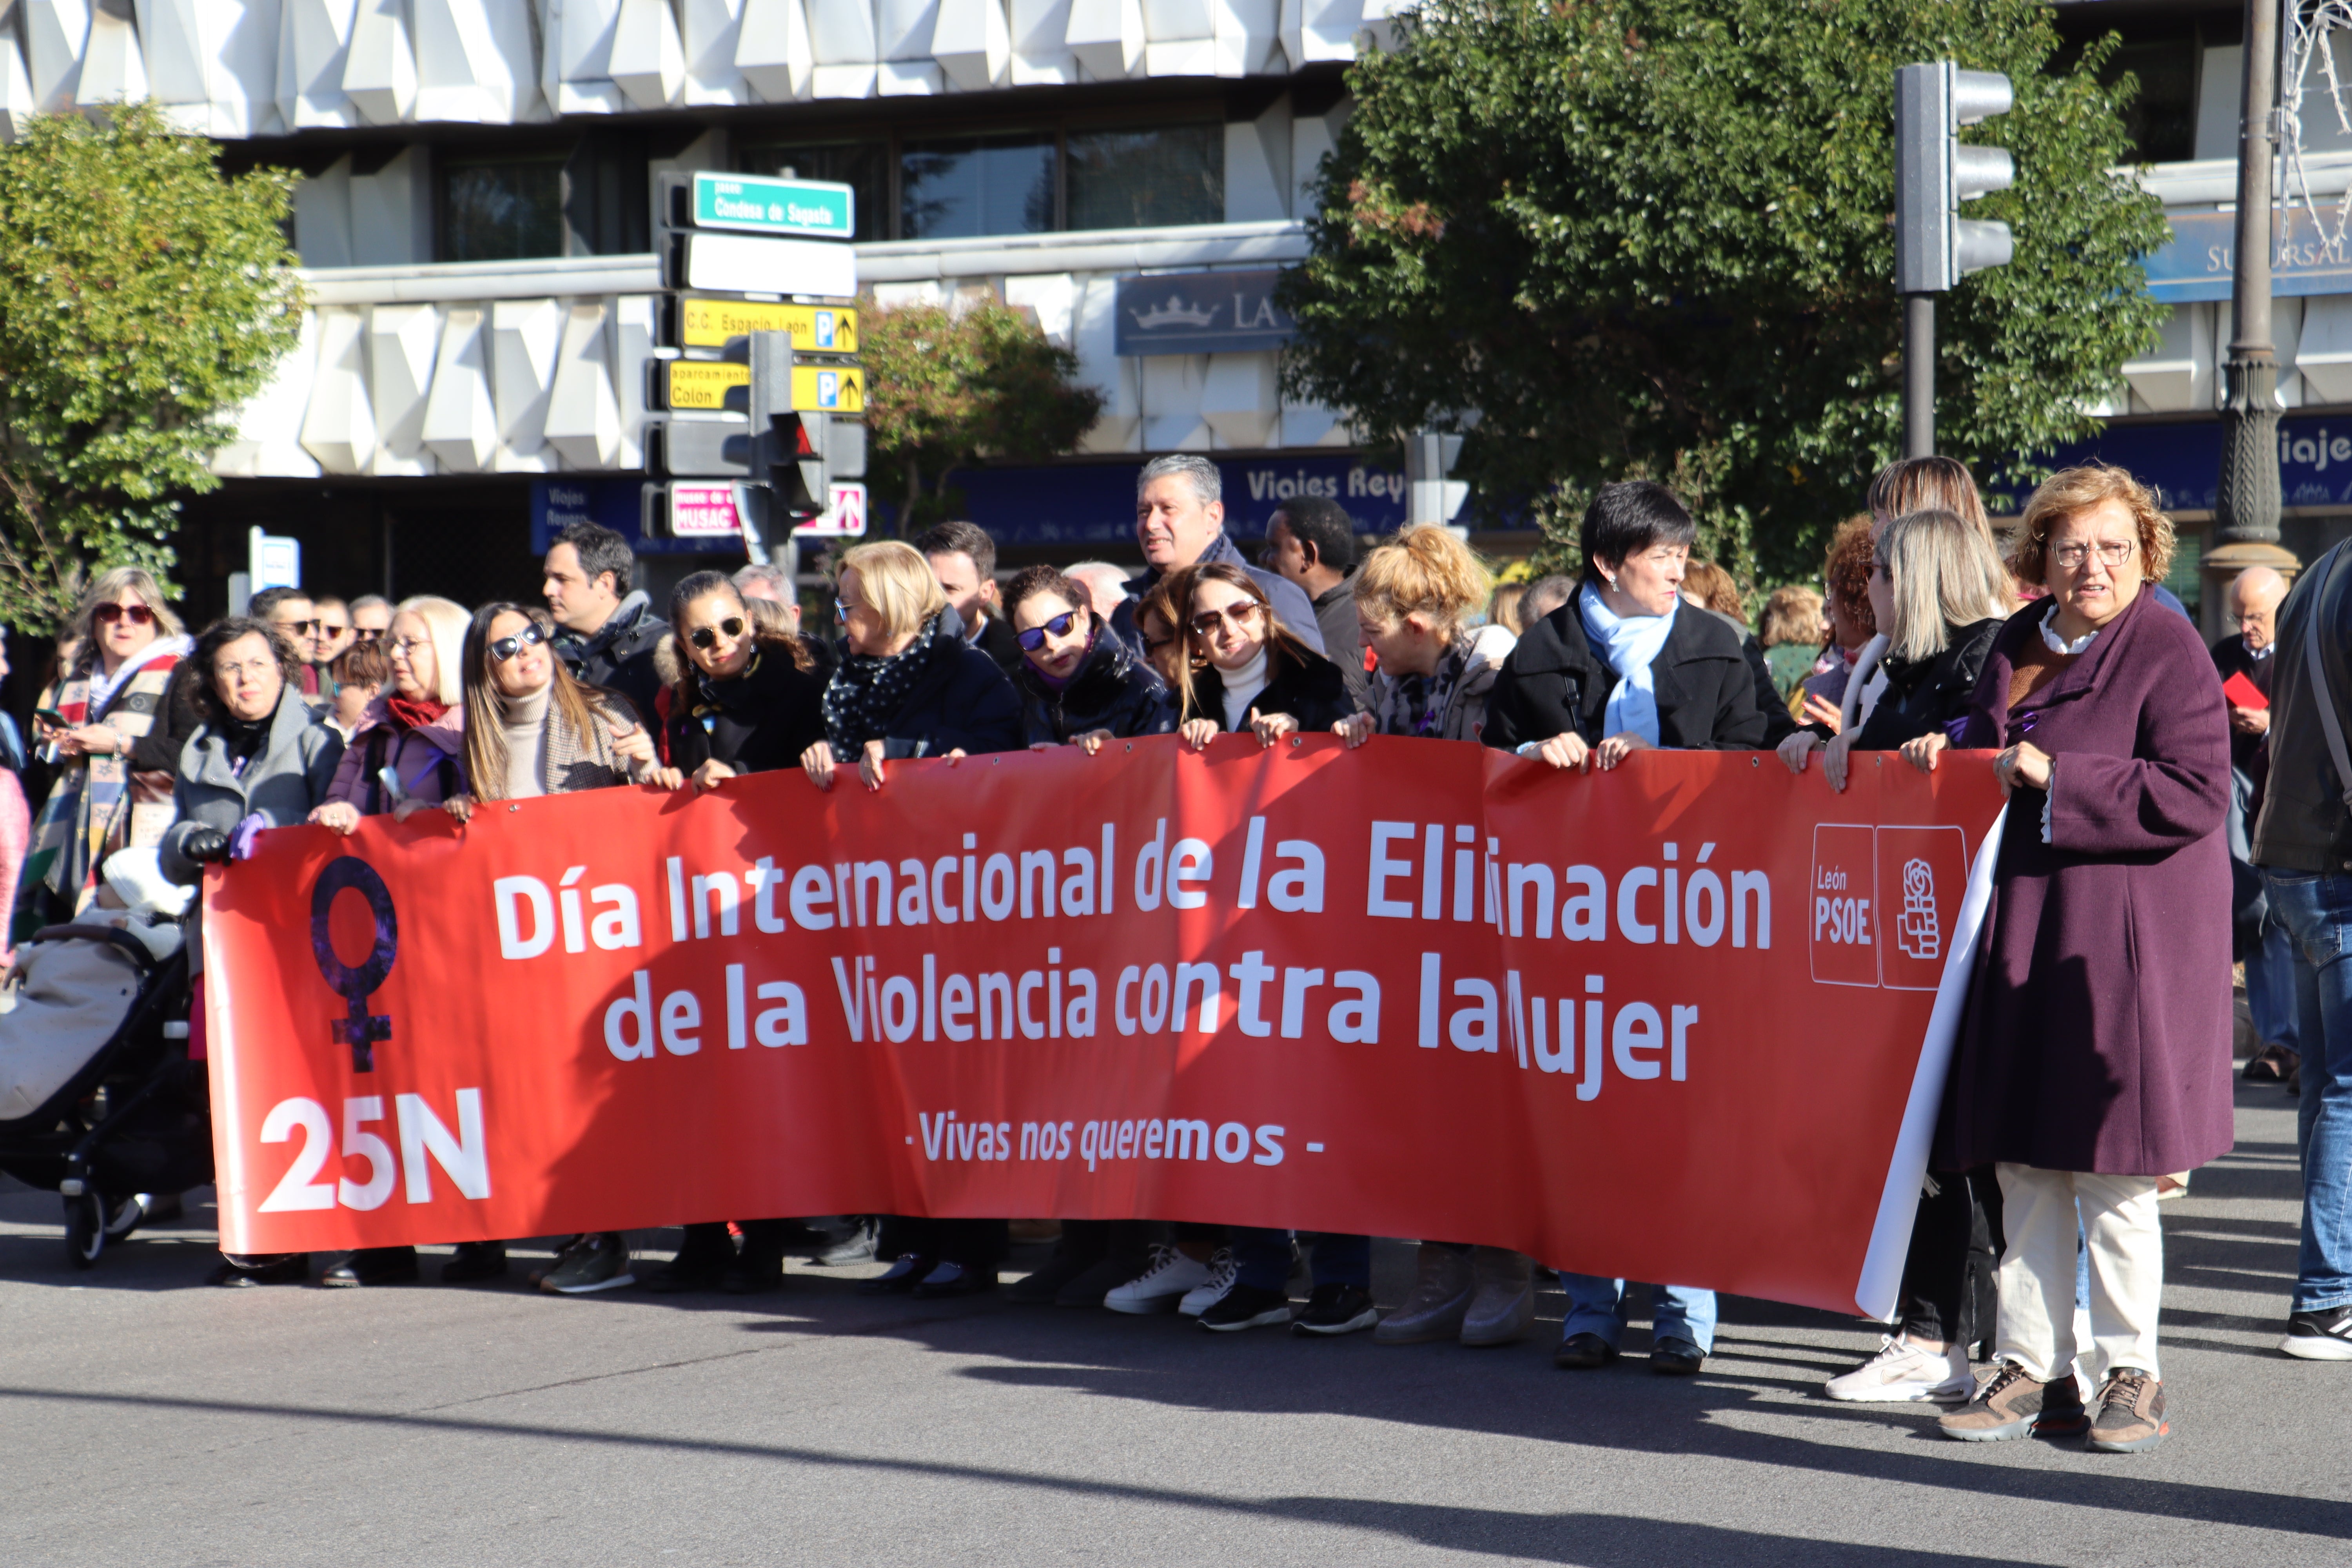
[{"xmin": 0, "ymin": 1080, "xmax": 2341, "ymax": 1567}]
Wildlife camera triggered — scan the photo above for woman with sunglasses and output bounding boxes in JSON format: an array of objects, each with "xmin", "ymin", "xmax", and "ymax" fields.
[
  {"xmin": 1171, "ymin": 563, "xmax": 1354, "ymax": 753},
  {"xmin": 18, "ymin": 568, "xmax": 195, "ymax": 936},
  {"xmin": 1002, "ymin": 564, "xmax": 1174, "ymax": 753},
  {"xmin": 432, "ymin": 603, "xmax": 660, "ymax": 1294},
  {"xmin": 1132, "ymin": 580, "xmax": 1187, "ymax": 692},
  {"xmin": 650, "ymin": 571, "xmax": 826, "ymax": 795}
]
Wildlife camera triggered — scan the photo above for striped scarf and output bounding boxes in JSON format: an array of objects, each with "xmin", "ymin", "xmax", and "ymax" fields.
[{"xmin": 19, "ymin": 639, "xmax": 187, "ymax": 928}]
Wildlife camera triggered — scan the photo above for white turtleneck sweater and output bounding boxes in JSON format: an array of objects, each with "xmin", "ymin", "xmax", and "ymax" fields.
[
  {"xmin": 1219, "ymin": 646, "xmax": 1270, "ymax": 731},
  {"xmin": 499, "ymin": 683, "xmax": 551, "ymax": 800}
]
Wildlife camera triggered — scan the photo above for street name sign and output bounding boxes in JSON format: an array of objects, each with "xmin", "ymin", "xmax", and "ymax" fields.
[
  {"xmin": 692, "ymin": 172, "xmax": 855, "ymax": 240},
  {"xmin": 660, "ymin": 361, "xmax": 866, "ymax": 414},
  {"xmin": 676, "ymin": 297, "xmax": 858, "ymax": 354}
]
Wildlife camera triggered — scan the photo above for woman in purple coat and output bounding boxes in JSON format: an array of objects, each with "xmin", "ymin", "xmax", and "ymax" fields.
[{"xmin": 1912, "ymin": 465, "xmax": 2233, "ymax": 1455}]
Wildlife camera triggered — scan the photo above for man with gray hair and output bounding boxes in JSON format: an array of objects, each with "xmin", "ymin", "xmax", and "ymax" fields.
[
  {"xmin": 1520, "ymin": 574, "xmax": 1577, "ymax": 625},
  {"xmin": 1110, "ymin": 454, "xmax": 1324, "ymax": 656},
  {"xmin": 1062, "ymin": 561, "xmax": 1131, "ymax": 622}
]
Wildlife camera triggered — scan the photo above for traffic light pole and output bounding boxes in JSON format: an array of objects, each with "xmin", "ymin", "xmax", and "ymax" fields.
[{"xmin": 1903, "ymin": 294, "xmax": 1935, "ymax": 459}]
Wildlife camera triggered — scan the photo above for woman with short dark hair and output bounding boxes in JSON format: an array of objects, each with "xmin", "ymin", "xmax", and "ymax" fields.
[{"xmin": 1002, "ymin": 564, "xmax": 1174, "ymax": 752}]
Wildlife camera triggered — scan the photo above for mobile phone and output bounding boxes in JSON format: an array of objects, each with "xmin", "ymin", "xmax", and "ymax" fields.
[{"xmin": 34, "ymin": 708, "xmax": 66, "ymax": 728}]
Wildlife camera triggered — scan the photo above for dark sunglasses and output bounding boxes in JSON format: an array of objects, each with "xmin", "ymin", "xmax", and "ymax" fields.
[
  {"xmin": 688, "ymin": 617, "xmax": 746, "ymax": 650},
  {"xmin": 1015, "ymin": 610, "xmax": 1082, "ymax": 652},
  {"xmin": 488, "ymin": 622, "xmax": 548, "ymax": 663},
  {"xmin": 93, "ymin": 603, "xmax": 156, "ymax": 627},
  {"xmin": 352, "ymin": 628, "xmax": 384, "ymax": 642},
  {"xmin": 282, "ymin": 619, "xmax": 321, "ymax": 635},
  {"xmin": 1189, "ymin": 601, "xmax": 1263, "ymax": 638}
]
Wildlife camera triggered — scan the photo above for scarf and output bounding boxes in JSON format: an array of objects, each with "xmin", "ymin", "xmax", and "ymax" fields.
[
  {"xmin": 823, "ymin": 614, "xmax": 942, "ymax": 753},
  {"xmin": 1579, "ymin": 583, "xmax": 1677, "ymax": 746},
  {"xmin": 690, "ymin": 649, "xmax": 761, "ymax": 724},
  {"xmin": 385, "ymin": 693, "xmax": 450, "ymax": 733},
  {"xmin": 20, "ymin": 637, "xmax": 189, "ymax": 927},
  {"xmin": 1029, "ymin": 629, "xmax": 1094, "ymax": 693},
  {"xmin": 1373, "ymin": 630, "xmax": 1477, "ymax": 739}
]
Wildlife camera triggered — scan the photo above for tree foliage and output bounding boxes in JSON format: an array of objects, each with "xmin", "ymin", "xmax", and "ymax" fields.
[
  {"xmin": 861, "ymin": 296, "xmax": 1105, "ymax": 534},
  {"xmin": 1278, "ymin": 0, "xmax": 2171, "ymax": 586},
  {"xmin": 0, "ymin": 103, "xmax": 303, "ymax": 630}
]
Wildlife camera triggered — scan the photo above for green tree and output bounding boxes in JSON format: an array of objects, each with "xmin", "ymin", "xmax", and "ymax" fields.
[
  {"xmin": 0, "ymin": 102, "xmax": 303, "ymax": 630},
  {"xmin": 862, "ymin": 296, "xmax": 1105, "ymax": 534},
  {"xmin": 1278, "ymin": 0, "xmax": 2170, "ymax": 587}
]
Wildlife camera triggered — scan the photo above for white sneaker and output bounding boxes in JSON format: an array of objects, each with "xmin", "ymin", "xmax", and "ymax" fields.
[
  {"xmin": 1178, "ymin": 1249, "xmax": 1238, "ymax": 1317},
  {"xmin": 1823, "ymin": 1336, "xmax": 1973, "ymax": 1403},
  {"xmin": 1104, "ymin": 1245, "xmax": 1210, "ymax": 1314}
]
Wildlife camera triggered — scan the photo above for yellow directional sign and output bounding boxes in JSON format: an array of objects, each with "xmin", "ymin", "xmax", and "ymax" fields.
[
  {"xmin": 678, "ymin": 296, "xmax": 858, "ymax": 354},
  {"xmin": 661, "ymin": 359, "xmax": 866, "ymax": 414}
]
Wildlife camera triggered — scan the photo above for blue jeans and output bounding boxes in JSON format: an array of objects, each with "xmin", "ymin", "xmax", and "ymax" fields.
[
  {"xmin": 2249, "ymin": 913, "xmax": 2304, "ymax": 1055},
  {"xmin": 1560, "ymin": 1275, "xmax": 1717, "ymax": 1354},
  {"xmin": 1229, "ymin": 1229, "xmax": 1369, "ymax": 1293},
  {"xmin": 2261, "ymin": 869, "xmax": 2352, "ymax": 1312}
]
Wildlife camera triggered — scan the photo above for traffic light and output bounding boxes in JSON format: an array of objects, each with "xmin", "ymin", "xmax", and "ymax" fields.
[{"xmin": 1895, "ymin": 62, "xmax": 2014, "ymax": 294}]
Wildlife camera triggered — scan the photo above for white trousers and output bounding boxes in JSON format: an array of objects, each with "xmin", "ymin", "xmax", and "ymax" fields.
[{"xmin": 1993, "ymin": 1163, "xmax": 2164, "ymax": 1384}]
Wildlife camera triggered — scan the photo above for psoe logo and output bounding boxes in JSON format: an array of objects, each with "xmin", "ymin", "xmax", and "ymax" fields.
[{"xmin": 1895, "ymin": 857, "xmax": 1940, "ymax": 961}]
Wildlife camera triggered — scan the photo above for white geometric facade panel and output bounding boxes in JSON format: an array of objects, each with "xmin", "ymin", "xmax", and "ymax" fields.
[
  {"xmin": 1212, "ymin": 0, "xmax": 1276, "ymax": 75},
  {"xmin": 1223, "ymin": 96, "xmax": 1290, "ymax": 221},
  {"xmin": 27, "ymin": 0, "xmax": 94, "ymax": 110},
  {"xmin": 868, "ymin": 279, "xmax": 949, "ymax": 310},
  {"xmin": 1279, "ymin": 0, "xmax": 1357, "ymax": 66},
  {"xmin": 78, "ymin": 0, "xmax": 152, "ymax": 104},
  {"xmin": 1070, "ymin": 274, "xmax": 1139, "ymax": 451},
  {"xmin": 930, "ymin": 0, "xmax": 1007, "ymax": 91},
  {"xmin": 2277, "ymin": 296, "xmax": 2307, "ymax": 409},
  {"xmin": 1290, "ymin": 102, "xmax": 1340, "ymax": 212},
  {"xmin": 808, "ymin": 0, "xmax": 875, "ymax": 95},
  {"xmin": 0, "ymin": 33, "xmax": 33, "ymax": 138},
  {"xmin": 678, "ymin": 0, "xmax": 746, "ymax": 104},
  {"xmin": 292, "ymin": 154, "xmax": 353, "ymax": 266},
  {"xmin": 410, "ymin": 0, "xmax": 539, "ymax": 122},
  {"xmin": 1062, "ymin": 0, "xmax": 1139, "ymax": 79},
  {"xmin": 488, "ymin": 295, "xmax": 564, "ymax": 470},
  {"xmin": 1003, "ymin": 270, "xmax": 1076, "ymax": 346},
  {"xmin": 348, "ymin": 146, "xmax": 432, "ymax": 265},
  {"xmin": 368, "ymin": 301, "xmax": 441, "ymax": 474},
  {"xmin": 2121, "ymin": 302, "xmax": 2213, "ymax": 414},
  {"xmin": 212, "ymin": 307, "xmax": 323, "ymax": 477},
  {"xmin": 2298, "ymin": 296, "xmax": 2352, "ymax": 405},
  {"xmin": 733, "ymin": 0, "xmax": 809, "ymax": 100},
  {"xmin": 1200, "ymin": 349, "xmax": 1276, "ymax": 448},
  {"xmin": 341, "ymin": 0, "xmax": 417, "ymax": 121},
  {"xmin": 300, "ymin": 305, "xmax": 378, "ymax": 473},
  {"xmin": 276, "ymin": 0, "xmax": 356, "ymax": 124},
  {"xmin": 139, "ymin": 0, "xmax": 211, "ymax": 103},
  {"xmin": 610, "ymin": 294, "xmax": 655, "ymax": 469},
  {"xmin": 1006, "ymin": 0, "xmax": 1071, "ymax": 84},
  {"xmin": 608, "ymin": 0, "xmax": 684, "ymax": 107},
  {"xmin": 1140, "ymin": 351, "xmax": 1210, "ymax": 451},
  {"xmin": 191, "ymin": 0, "xmax": 287, "ymax": 137},
  {"xmin": 544, "ymin": 301, "xmax": 623, "ymax": 468},
  {"xmin": 543, "ymin": 0, "xmax": 626, "ymax": 112},
  {"xmin": 1279, "ymin": 396, "xmax": 1348, "ymax": 448},
  {"xmin": 421, "ymin": 306, "xmax": 497, "ymax": 471}
]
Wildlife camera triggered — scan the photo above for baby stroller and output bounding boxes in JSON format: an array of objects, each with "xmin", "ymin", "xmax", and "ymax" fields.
[{"xmin": 0, "ymin": 848, "xmax": 203, "ymax": 1267}]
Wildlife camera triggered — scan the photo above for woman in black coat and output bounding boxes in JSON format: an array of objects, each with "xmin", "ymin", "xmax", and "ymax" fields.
[
  {"xmin": 1482, "ymin": 483, "xmax": 1768, "ymax": 772},
  {"xmin": 1002, "ymin": 564, "xmax": 1176, "ymax": 750},
  {"xmin": 1170, "ymin": 562, "xmax": 1355, "ymax": 749},
  {"xmin": 798, "ymin": 540, "xmax": 1020, "ymax": 1300}
]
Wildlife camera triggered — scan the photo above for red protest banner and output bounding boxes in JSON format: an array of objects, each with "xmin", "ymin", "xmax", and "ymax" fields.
[{"xmin": 202, "ymin": 736, "xmax": 2005, "ymax": 1318}]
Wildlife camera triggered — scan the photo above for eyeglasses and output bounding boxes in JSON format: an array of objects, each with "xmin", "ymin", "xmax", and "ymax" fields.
[
  {"xmin": 1189, "ymin": 601, "xmax": 1263, "ymax": 638},
  {"xmin": 93, "ymin": 603, "xmax": 155, "ymax": 627},
  {"xmin": 2051, "ymin": 541, "xmax": 2136, "ymax": 570},
  {"xmin": 487, "ymin": 623, "xmax": 548, "ymax": 663},
  {"xmin": 688, "ymin": 617, "xmax": 746, "ymax": 651},
  {"xmin": 318, "ymin": 622, "xmax": 350, "ymax": 638},
  {"xmin": 279, "ymin": 619, "xmax": 320, "ymax": 635},
  {"xmin": 353, "ymin": 628, "xmax": 384, "ymax": 642},
  {"xmin": 1015, "ymin": 610, "xmax": 1082, "ymax": 651}
]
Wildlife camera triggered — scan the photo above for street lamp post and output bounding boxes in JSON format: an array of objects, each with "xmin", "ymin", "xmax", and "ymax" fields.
[{"xmin": 2211, "ymin": 0, "xmax": 2299, "ymax": 622}]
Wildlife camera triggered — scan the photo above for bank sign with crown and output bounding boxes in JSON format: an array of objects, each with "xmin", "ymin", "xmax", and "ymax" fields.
[{"xmin": 1113, "ymin": 269, "xmax": 1297, "ymax": 356}]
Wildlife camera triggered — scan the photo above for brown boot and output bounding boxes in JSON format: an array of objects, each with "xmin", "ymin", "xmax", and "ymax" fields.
[
  {"xmin": 2087, "ymin": 1368, "xmax": 2167, "ymax": 1454},
  {"xmin": 1937, "ymin": 1361, "xmax": 2088, "ymax": 1443},
  {"xmin": 1373, "ymin": 1244, "xmax": 1473, "ymax": 1345}
]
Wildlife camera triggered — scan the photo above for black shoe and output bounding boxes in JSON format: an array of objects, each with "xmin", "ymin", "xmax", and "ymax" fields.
[
  {"xmin": 812, "ymin": 1218, "xmax": 882, "ymax": 1267},
  {"xmin": 647, "ymin": 1230, "xmax": 735, "ymax": 1294},
  {"xmin": 208, "ymin": 1254, "xmax": 308, "ymax": 1287},
  {"xmin": 1008, "ymin": 1249, "xmax": 1101, "ymax": 1305},
  {"xmin": 912, "ymin": 1261, "xmax": 997, "ymax": 1299},
  {"xmin": 721, "ymin": 1245, "xmax": 787, "ymax": 1295},
  {"xmin": 1291, "ymin": 1282, "xmax": 1379, "ymax": 1336},
  {"xmin": 322, "ymin": 1247, "xmax": 419, "ymax": 1287},
  {"xmin": 1554, "ymin": 1331, "xmax": 1619, "ymax": 1370},
  {"xmin": 441, "ymin": 1241, "xmax": 508, "ymax": 1284},
  {"xmin": 859, "ymin": 1253, "xmax": 934, "ymax": 1295},
  {"xmin": 1055, "ymin": 1254, "xmax": 1143, "ymax": 1307},
  {"xmin": 768, "ymin": 1220, "xmax": 837, "ymax": 1255},
  {"xmin": 2283, "ymin": 1303, "xmax": 2352, "ymax": 1360},
  {"xmin": 1651, "ymin": 1335, "xmax": 1706, "ymax": 1376},
  {"xmin": 1200, "ymin": 1283, "xmax": 1293, "ymax": 1332}
]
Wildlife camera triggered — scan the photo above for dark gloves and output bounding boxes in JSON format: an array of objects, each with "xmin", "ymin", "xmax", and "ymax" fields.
[{"xmin": 179, "ymin": 827, "xmax": 232, "ymax": 865}]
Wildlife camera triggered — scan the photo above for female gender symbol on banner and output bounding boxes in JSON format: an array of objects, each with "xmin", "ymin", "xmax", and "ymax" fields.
[{"xmin": 310, "ymin": 856, "xmax": 399, "ymax": 1071}]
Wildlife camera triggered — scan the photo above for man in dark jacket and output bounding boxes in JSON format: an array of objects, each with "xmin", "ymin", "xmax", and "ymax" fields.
[
  {"xmin": 1264, "ymin": 494, "xmax": 1371, "ymax": 710},
  {"xmin": 544, "ymin": 522, "xmax": 666, "ymax": 729},
  {"xmin": 2252, "ymin": 546, "xmax": 2352, "ymax": 1362},
  {"xmin": 917, "ymin": 520, "xmax": 1025, "ymax": 679},
  {"xmin": 1109, "ymin": 454, "xmax": 1325, "ymax": 658}
]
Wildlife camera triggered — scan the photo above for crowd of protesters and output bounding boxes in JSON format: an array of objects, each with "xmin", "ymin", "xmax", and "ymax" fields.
[{"xmin": 9, "ymin": 444, "xmax": 2329, "ymax": 1459}]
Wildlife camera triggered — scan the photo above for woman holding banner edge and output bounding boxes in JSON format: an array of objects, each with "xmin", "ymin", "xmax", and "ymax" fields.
[{"xmin": 1483, "ymin": 479, "xmax": 1768, "ymax": 1376}]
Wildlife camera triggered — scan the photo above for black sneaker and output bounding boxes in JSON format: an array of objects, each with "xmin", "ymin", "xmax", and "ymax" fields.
[
  {"xmin": 1200, "ymin": 1283, "xmax": 1293, "ymax": 1332},
  {"xmin": 321, "ymin": 1247, "xmax": 419, "ymax": 1287},
  {"xmin": 2283, "ymin": 1303, "xmax": 2352, "ymax": 1360},
  {"xmin": 441, "ymin": 1241, "xmax": 508, "ymax": 1284},
  {"xmin": 1008, "ymin": 1249, "xmax": 1100, "ymax": 1305},
  {"xmin": 647, "ymin": 1225, "xmax": 734, "ymax": 1294},
  {"xmin": 1291, "ymin": 1282, "xmax": 1378, "ymax": 1336},
  {"xmin": 811, "ymin": 1218, "xmax": 881, "ymax": 1267},
  {"xmin": 721, "ymin": 1243, "xmax": 786, "ymax": 1295}
]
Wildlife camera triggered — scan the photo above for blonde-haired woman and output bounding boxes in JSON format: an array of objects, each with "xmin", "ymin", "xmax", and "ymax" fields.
[
  {"xmin": 1336, "ymin": 525, "xmax": 1514, "ymax": 747},
  {"xmin": 800, "ymin": 539, "xmax": 1022, "ymax": 796},
  {"xmin": 310, "ymin": 595, "xmax": 471, "ymax": 838},
  {"xmin": 434, "ymin": 601, "xmax": 659, "ymax": 1293},
  {"xmin": 18, "ymin": 568, "xmax": 192, "ymax": 934}
]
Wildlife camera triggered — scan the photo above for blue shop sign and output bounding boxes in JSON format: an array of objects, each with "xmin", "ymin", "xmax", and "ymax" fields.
[
  {"xmin": 2141, "ymin": 208, "xmax": 2352, "ymax": 302},
  {"xmin": 940, "ymin": 454, "xmax": 1410, "ymax": 546},
  {"xmin": 1997, "ymin": 413, "xmax": 2352, "ymax": 514},
  {"xmin": 531, "ymin": 478, "xmax": 739, "ymax": 556},
  {"xmin": 1114, "ymin": 268, "xmax": 1295, "ymax": 356}
]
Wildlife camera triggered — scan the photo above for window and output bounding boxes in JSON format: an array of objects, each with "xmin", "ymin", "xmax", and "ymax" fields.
[
  {"xmin": 438, "ymin": 156, "xmax": 565, "ymax": 263},
  {"xmin": 736, "ymin": 139, "xmax": 889, "ymax": 242},
  {"xmin": 900, "ymin": 132, "xmax": 1057, "ymax": 240},
  {"xmin": 2164, "ymin": 528, "xmax": 2202, "ymax": 621},
  {"xmin": 1066, "ymin": 124, "xmax": 1223, "ymax": 231}
]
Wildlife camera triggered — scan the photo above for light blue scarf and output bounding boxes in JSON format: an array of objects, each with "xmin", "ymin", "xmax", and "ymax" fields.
[{"xmin": 1579, "ymin": 583, "xmax": 1677, "ymax": 745}]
